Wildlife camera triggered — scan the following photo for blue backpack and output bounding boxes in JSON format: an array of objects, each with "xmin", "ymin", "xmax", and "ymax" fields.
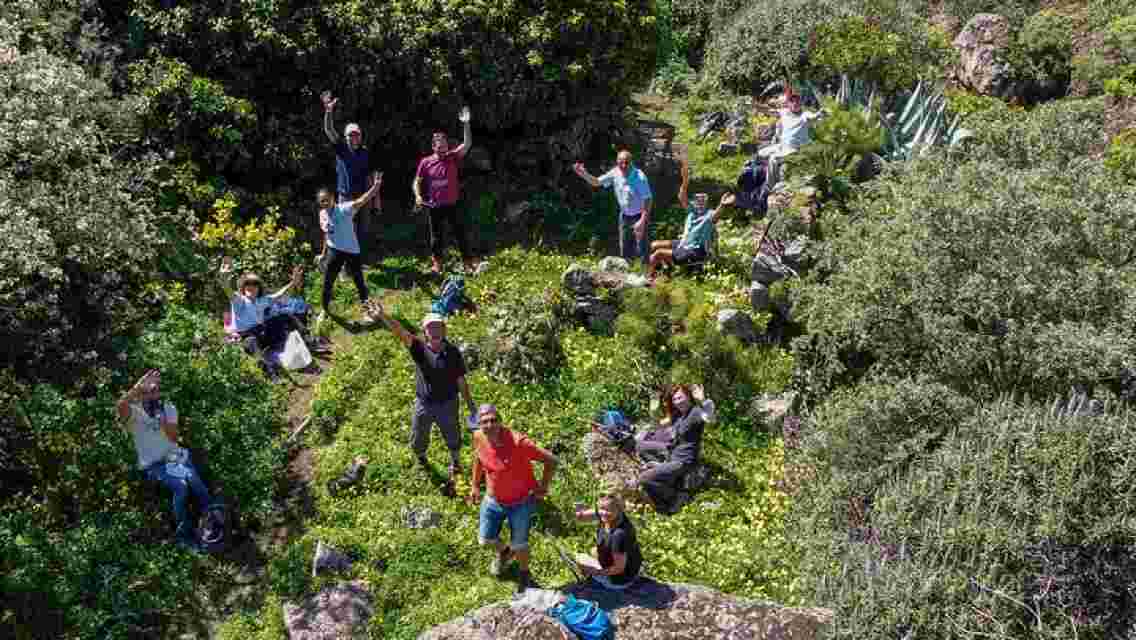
[
  {"xmin": 594, "ymin": 409, "xmax": 634, "ymax": 445},
  {"xmin": 548, "ymin": 595, "xmax": 613, "ymax": 640},
  {"xmin": 431, "ymin": 276, "xmax": 466, "ymax": 316}
]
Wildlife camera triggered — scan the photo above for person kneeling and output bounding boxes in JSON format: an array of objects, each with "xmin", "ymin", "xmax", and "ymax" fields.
[
  {"xmin": 574, "ymin": 492, "xmax": 643, "ymax": 590},
  {"xmin": 647, "ymin": 159, "xmax": 734, "ymax": 282}
]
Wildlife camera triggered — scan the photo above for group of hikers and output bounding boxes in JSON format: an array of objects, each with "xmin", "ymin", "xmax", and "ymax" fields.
[{"xmin": 121, "ymin": 90, "xmax": 822, "ymax": 592}]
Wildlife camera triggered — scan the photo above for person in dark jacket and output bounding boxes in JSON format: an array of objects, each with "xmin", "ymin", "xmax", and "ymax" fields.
[{"xmin": 638, "ymin": 384, "xmax": 715, "ymax": 514}]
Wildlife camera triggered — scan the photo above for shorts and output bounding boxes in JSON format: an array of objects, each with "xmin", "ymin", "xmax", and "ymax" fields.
[
  {"xmin": 672, "ymin": 245, "xmax": 708, "ymax": 265},
  {"xmin": 478, "ymin": 495, "xmax": 536, "ymax": 551}
]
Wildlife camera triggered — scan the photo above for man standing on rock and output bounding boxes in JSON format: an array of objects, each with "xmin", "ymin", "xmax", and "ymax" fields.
[
  {"xmin": 364, "ymin": 301, "xmax": 477, "ymax": 490},
  {"xmin": 414, "ymin": 107, "xmax": 476, "ymax": 275},
  {"xmin": 468, "ymin": 404, "xmax": 558, "ymax": 594},
  {"xmin": 573, "ymin": 150, "xmax": 653, "ymax": 266},
  {"xmin": 321, "ymin": 91, "xmax": 377, "ymax": 241}
]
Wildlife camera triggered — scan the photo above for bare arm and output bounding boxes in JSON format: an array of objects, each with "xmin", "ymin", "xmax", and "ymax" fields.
[
  {"xmin": 711, "ymin": 194, "xmax": 735, "ymax": 224},
  {"xmin": 365, "ymin": 300, "xmax": 416, "ymax": 348},
  {"xmin": 117, "ymin": 370, "xmax": 158, "ymax": 423},
  {"xmin": 413, "ymin": 176, "xmax": 425, "ymax": 207},
  {"xmin": 468, "ymin": 446, "xmax": 484, "ymax": 504},
  {"xmin": 533, "ymin": 446, "xmax": 558, "ymax": 498},
  {"xmin": 454, "ymin": 106, "xmax": 472, "ymax": 159},
  {"xmin": 573, "ymin": 162, "xmax": 601, "ymax": 189},
  {"xmin": 349, "ymin": 171, "xmax": 383, "ymax": 210},
  {"xmin": 322, "ymin": 91, "xmax": 339, "ymax": 143},
  {"xmin": 678, "ymin": 159, "xmax": 690, "ymax": 210},
  {"xmin": 269, "ymin": 266, "xmax": 304, "ymax": 300}
]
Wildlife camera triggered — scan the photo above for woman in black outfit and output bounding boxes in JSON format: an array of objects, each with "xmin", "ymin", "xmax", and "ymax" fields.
[
  {"xmin": 638, "ymin": 383, "xmax": 715, "ymax": 514},
  {"xmin": 574, "ymin": 492, "xmax": 643, "ymax": 589}
]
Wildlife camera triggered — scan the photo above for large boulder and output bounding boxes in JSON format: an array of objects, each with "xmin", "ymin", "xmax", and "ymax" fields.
[
  {"xmin": 953, "ymin": 14, "xmax": 1019, "ymax": 99},
  {"xmin": 283, "ymin": 580, "xmax": 374, "ymax": 640},
  {"xmin": 563, "ymin": 263, "xmax": 596, "ymax": 296},
  {"xmin": 582, "ymin": 431, "xmax": 645, "ymax": 505},
  {"xmin": 717, "ymin": 309, "xmax": 757, "ymax": 344},
  {"xmin": 420, "ymin": 580, "xmax": 834, "ymax": 639},
  {"xmin": 574, "ymin": 296, "xmax": 618, "ymax": 332},
  {"xmin": 598, "ymin": 256, "xmax": 630, "ymax": 273}
]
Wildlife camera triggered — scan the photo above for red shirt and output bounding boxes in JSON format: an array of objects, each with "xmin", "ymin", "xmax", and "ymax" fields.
[
  {"xmin": 416, "ymin": 151, "xmax": 461, "ymax": 207},
  {"xmin": 474, "ymin": 428, "xmax": 541, "ymax": 506}
]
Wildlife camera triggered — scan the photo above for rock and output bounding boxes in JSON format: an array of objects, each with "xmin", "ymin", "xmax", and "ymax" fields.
[
  {"xmin": 401, "ymin": 506, "xmax": 442, "ymax": 529},
  {"xmin": 574, "ymin": 296, "xmax": 618, "ymax": 332},
  {"xmin": 750, "ymin": 282, "xmax": 770, "ymax": 313},
  {"xmin": 716, "ymin": 142, "xmax": 739, "ymax": 156},
  {"xmin": 750, "ymin": 392, "xmax": 798, "ymax": 434},
  {"xmin": 283, "ymin": 580, "xmax": 373, "ymax": 640},
  {"xmin": 598, "ymin": 256, "xmax": 630, "ymax": 273},
  {"xmin": 466, "ymin": 146, "xmax": 492, "ymax": 172},
  {"xmin": 582, "ymin": 431, "xmax": 644, "ymax": 506},
  {"xmin": 622, "ymin": 274, "xmax": 650, "ymax": 288},
  {"xmin": 326, "ymin": 457, "xmax": 368, "ymax": 497},
  {"xmin": 312, "ymin": 540, "xmax": 353, "ymax": 577},
  {"xmin": 953, "ymin": 14, "xmax": 1019, "ymax": 99},
  {"xmin": 594, "ymin": 270, "xmax": 648, "ymax": 290},
  {"xmin": 929, "ymin": 12, "xmax": 962, "ymax": 39},
  {"xmin": 421, "ymin": 580, "xmax": 834, "ymax": 640},
  {"xmin": 563, "ymin": 263, "xmax": 596, "ymax": 296},
  {"xmin": 473, "ymin": 261, "xmax": 491, "ymax": 276},
  {"xmin": 504, "ymin": 201, "xmax": 534, "ymax": 225},
  {"xmin": 717, "ymin": 308, "xmax": 757, "ymax": 344}
]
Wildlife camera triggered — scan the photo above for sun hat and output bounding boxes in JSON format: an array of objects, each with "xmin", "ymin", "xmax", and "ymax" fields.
[{"xmin": 237, "ymin": 273, "xmax": 263, "ymax": 291}]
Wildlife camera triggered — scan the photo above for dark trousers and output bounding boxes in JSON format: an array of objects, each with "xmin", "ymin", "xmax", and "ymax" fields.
[
  {"xmin": 427, "ymin": 203, "xmax": 470, "ymax": 260},
  {"xmin": 640, "ymin": 461, "xmax": 690, "ymax": 512},
  {"xmin": 237, "ymin": 314, "xmax": 292, "ymax": 355},
  {"xmin": 322, "ymin": 247, "xmax": 369, "ymax": 310}
]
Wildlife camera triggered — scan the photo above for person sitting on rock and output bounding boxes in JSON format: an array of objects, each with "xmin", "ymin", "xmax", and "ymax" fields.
[
  {"xmin": 638, "ymin": 384, "xmax": 715, "ymax": 515},
  {"xmin": 646, "ymin": 159, "xmax": 735, "ymax": 282},
  {"xmin": 468, "ymin": 404, "xmax": 559, "ymax": 593},
  {"xmin": 573, "ymin": 491, "xmax": 643, "ymax": 590},
  {"xmin": 220, "ymin": 257, "xmax": 306, "ymax": 372},
  {"xmin": 758, "ymin": 92, "xmax": 824, "ymax": 185},
  {"xmin": 117, "ymin": 369, "xmax": 215, "ymax": 551}
]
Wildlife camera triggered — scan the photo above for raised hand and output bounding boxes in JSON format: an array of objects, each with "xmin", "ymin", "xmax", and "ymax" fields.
[
  {"xmin": 458, "ymin": 106, "xmax": 471, "ymax": 123},
  {"xmin": 573, "ymin": 161, "xmax": 586, "ymax": 176},
  {"xmin": 681, "ymin": 158, "xmax": 690, "ymax": 182},
  {"xmin": 220, "ymin": 256, "xmax": 233, "ymax": 274},
  {"xmin": 720, "ymin": 193, "xmax": 736, "ymax": 207},
  {"xmin": 321, "ymin": 90, "xmax": 337, "ymax": 112},
  {"xmin": 372, "ymin": 170, "xmax": 383, "ymax": 187}
]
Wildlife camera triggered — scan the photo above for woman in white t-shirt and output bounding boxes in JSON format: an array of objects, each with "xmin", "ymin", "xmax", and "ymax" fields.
[{"xmin": 220, "ymin": 257, "xmax": 303, "ymax": 362}]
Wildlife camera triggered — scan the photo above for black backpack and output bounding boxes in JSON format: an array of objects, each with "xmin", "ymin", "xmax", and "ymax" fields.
[
  {"xmin": 735, "ymin": 157, "xmax": 770, "ymax": 216},
  {"xmin": 199, "ymin": 498, "xmax": 230, "ymax": 553}
]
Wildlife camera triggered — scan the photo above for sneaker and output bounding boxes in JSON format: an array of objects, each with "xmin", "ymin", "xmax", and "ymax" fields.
[{"xmin": 490, "ymin": 547, "xmax": 513, "ymax": 577}]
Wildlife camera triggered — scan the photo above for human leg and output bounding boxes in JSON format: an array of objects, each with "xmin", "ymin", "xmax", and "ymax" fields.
[
  {"xmin": 427, "ymin": 207, "xmax": 447, "ymax": 271},
  {"xmin": 505, "ymin": 497, "xmax": 537, "ymax": 591},
  {"xmin": 478, "ymin": 496, "xmax": 512, "ymax": 576},
  {"xmin": 434, "ymin": 398, "xmax": 462, "ymax": 476},
  {"xmin": 650, "ymin": 240, "xmax": 674, "ymax": 252},
  {"xmin": 635, "ymin": 439, "xmax": 670, "ymax": 463},
  {"xmin": 344, "ymin": 251, "xmax": 369, "ymax": 304},
  {"xmin": 636, "ymin": 215, "xmax": 651, "ymax": 266},
  {"xmin": 618, "ymin": 214, "xmax": 636, "ymax": 262},
  {"xmin": 146, "ymin": 464, "xmax": 197, "ymax": 541},
  {"xmin": 444, "ymin": 204, "xmax": 474, "ymax": 270},
  {"xmin": 647, "ymin": 248, "xmax": 674, "ymax": 279},
  {"xmin": 409, "ymin": 397, "xmax": 434, "ymax": 463},
  {"xmin": 640, "ymin": 461, "xmax": 687, "ymax": 514},
  {"xmin": 321, "ymin": 248, "xmax": 348, "ymax": 311}
]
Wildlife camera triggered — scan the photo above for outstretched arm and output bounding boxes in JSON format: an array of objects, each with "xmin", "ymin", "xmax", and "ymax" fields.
[
  {"xmin": 678, "ymin": 158, "xmax": 690, "ymax": 210},
  {"xmin": 454, "ymin": 106, "xmax": 472, "ymax": 159},
  {"xmin": 269, "ymin": 266, "xmax": 304, "ymax": 300},
  {"xmin": 364, "ymin": 300, "xmax": 417, "ymax": 348},
  {"xmin": 321, "ymin": 91, "xmax": 339, "ymax": 144},
  {"xmin": 218, "ymin": 256, "xmax": 237, "ymax": 300},
  {"xmin": 573, "ymin": 162, "xmax": 601, "ymax": 189},
  {"xmin": 711, "ymin": 193, "xmax": 736, "ymax": 223},
  {"xmin": 349, "ymin": 171, "xmax": 383, "ymax": 210},
  {"xmin": 117, "ymin": 369, "xmax": 158, "ymax": 422}
]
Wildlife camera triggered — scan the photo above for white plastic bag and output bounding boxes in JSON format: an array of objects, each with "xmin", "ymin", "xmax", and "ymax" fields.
[{"xmin": 279, "ymin": 330, "xmax": 312, "ymax": 370}]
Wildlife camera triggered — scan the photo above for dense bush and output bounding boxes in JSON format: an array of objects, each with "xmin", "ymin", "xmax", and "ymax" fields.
[
  {"xmin": 793, "ymin": 98, "xmax": 1135, "ymax": 400},
  {"xmin": 808, "ymin": 15, "xmax": 954, "ymax": 94},
  {"xmin": 797, "ymin": 398, "xmax": 1136, "ymax": 639},
  {"xmin": 1070, "ymin": 4, "xmax": 1136, "ymax": 97}
]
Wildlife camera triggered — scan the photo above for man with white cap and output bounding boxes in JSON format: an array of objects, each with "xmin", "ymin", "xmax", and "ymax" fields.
[
  {"xmin": 364, "ymin": 300, "xmax": 476, "ymax": 487},
  {"xmin": 321, "ymin": 91, "xmax": 377, "ymax": 239}
]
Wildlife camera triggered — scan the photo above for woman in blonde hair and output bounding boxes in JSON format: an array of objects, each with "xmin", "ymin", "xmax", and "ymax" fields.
[{"xmin": 573, "ymin": 491, "xmax": 643, "ymax": 589}]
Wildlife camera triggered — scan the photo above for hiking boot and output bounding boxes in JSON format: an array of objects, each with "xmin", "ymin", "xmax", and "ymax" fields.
[
  {"xmin": 515, "ymin": 570, "xmax": 538, "ymax": 594},
  {"xmin": 490, "ymin": 547, "xmax": 512, "ymax": 577},
  {"xmin": 415, "ymin": 454, "xmax": 430, "ymax": 469}
]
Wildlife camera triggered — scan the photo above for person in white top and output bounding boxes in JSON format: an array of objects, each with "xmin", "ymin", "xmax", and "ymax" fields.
[
  {"xmin": 116, "ymin": 369, "xmax": 213, "ymax": 549},
  {"xmin": 758, "ymin": 93, "xmax": 824, "ymax": 185},
  {"xmin": 219, "ymin": 257, "xmax": 304, "ymax": 364}
]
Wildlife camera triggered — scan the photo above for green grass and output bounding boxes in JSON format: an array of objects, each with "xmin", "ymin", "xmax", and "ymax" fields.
[{"xmin": 216, "ymin": 240, "xmax": 799, "ymax": 639}]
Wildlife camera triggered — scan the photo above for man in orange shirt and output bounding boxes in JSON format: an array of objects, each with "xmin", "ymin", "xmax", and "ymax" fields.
[{"xmin": 467, "ymin": 404, "xmax": 558, "ymax": 593}]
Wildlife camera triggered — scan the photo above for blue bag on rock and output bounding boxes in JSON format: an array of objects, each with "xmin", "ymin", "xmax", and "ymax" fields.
[
  {"xmin": 431, "ymin": 276, "xmax": 466, "ymax": 316},
  {"xmin": 548, "ymin": 594, "xmax": 613, "ymax": 640}
]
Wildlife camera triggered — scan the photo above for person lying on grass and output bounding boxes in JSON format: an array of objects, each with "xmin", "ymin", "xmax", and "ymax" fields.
[
  {"xmin": 220, "ymin": 257, "xmax": 308, "ymax": 372},
  {"xmin": 573, "ymin": 491, "xmax": 643, "ymax": 590},
  {"xmin": 646, "ymin": 158, "xmax": 735, "ymax": 282},
  {"xmin": 468, "ymin": 404, "xmax": 559, "ymax": 594},
  {"xmin": 117, "ymin": 369, "xmax": 215, "ymax": 552},
  {"xmin": 638, "ymin": 384, "xmax": 715, "ymax": 515}
]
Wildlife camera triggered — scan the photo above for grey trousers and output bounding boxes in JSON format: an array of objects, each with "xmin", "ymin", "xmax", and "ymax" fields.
[
  {"xmin": 619, "ymin": 213, "xmax": 650, "ymax": 265},
  {"xmin": 640, "ymin": 461, "xmax": 690, "ymax": 512},
  {"xmin": 411, "ymin": 396, "xmax": 461, "ymax": 462}
]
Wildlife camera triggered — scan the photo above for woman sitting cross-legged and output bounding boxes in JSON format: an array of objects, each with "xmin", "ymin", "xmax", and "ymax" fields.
[
  {"xmin": 573, "ymin": 492, "xmax": 643, "ymax": 590},
  {"xmin": 219, "ymin": 257, "xmax": 305, "ymax": 370},
  {"xmin": 637, "ymin": 383, "xmax": 715, "ymax": 514}
]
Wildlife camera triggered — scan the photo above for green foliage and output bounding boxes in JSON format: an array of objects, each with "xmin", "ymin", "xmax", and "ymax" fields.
[
  {"xmin": 944, "ymin": 88, "xmax": 1021, "ymax": 120},
  {"xmin": 793, "ymin": 99, "xmax": 1136, "ymax": 401},
  {"xmin": 1016, "ymin": 9, "xmax": 1076, "ymax": 84},
  {"xmin": 1070, "ymin": 6, "xmax": 1136, "ymax": 97},
  {"xmin": 799, "ymin": 399, "xmax": 1136, "ymax": 639},
  {"xmin": 1105, "ymin": 127, "xmax": 1136, "ymax": 182},
  {"xmin": 808, "ymin": 16, "xmax": 954, "ymax": 94},
  {"xmin": 784, "ymin": 100, "xmax": 884, "ymax": 202},
  {"xmin": 651, "ymin": 55, "xmax": 698, "ymax": 97},
  {"xmin": 197, "ymin": 191, "xmax": 307, "ymax": 290},
  {"xmin": 479, "ymin": 292, "xmax": 568, "ymax": 385}
]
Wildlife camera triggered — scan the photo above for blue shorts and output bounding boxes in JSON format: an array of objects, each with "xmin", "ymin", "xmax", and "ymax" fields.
[{"xmin": 478, "ymin": 495, "xmax": 536, "ymax": 551}]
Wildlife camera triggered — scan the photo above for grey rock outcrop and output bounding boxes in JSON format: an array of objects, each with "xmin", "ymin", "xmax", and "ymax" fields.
[
  {"xmin": 283, "ymin": 580, "xmax": 373, "ymax": 640},
  {"xmin": 311, "ymin": 541, "xmax": 353, "ymax": 577},
  {"xmin": 563, "ymin": 263, "xmax": 597, "ymax": 296},
  {"xmin": 717, "ymin": 309, "xmax": 757, "ymax": 344},
  {"xmin": 598, "ymin": 256, "xmax": 630, "ymax": 273},
  {"xmin": 401, "ymin": 506, "xmax": 442, "ymax": 530},
  {"xmin": 420, "ymin": 580, "xmax": 834, "ymax": 640},
  {"xmin": 953, "ymin": 14, "xmax": 1018, "ymax": 98}
]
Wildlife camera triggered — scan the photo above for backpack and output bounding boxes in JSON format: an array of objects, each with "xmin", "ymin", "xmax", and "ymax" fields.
[
  {"xmin": 199, "ymin": 498, "xmax": 230, "ymax": 554},
  {"xmin": 594, "ymin": 410, "xmax": 634, "ymax": 446},
  {"xmin": 548, "ymin": 595, "xmax": 613, "ymax": 640},
  {"xmin": 735, "ymin": 157, "xmax": 770, "ymax": 216},
  {"xmin": 431, "ymin": 276, "xmax": 466, "ymax": 317}
]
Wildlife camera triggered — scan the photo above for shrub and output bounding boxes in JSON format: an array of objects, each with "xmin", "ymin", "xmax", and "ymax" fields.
[
  {"xmin": 808, "ymin": 16, "xmax": 954, "ymax": 94},
  {"xmin": 651, "ymin": 55, "xmax": 698, "ymax": 97},
  {"xmin": 478, "ymin": 291, "xmax": 568, "ymax": 385},
  {"xmin": 196, "ymin": 191, "xmax": 306, "ymax": 290},
  {"xmin": 1011, "ymin": 8, "xmax": 1076, "ymax": 96},
  {"xmin": 1071, "ymin": 10, "xmax": 1136, "ymax": 97},
  {"xmin": 783, "ymin": 101, "xmax": 884, "ymax": 202},
  {"xmin": 797, "ymin": 398, "xmax": 1136, "ymax": 639},
  {"xmin": 1105, "ymin": 127, "xmax": 1136, "ymax": 181}
]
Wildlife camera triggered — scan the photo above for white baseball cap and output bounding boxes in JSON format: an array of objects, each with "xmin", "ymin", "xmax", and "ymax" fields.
[{"xmin": 344, "ymin": 123, "xmax": 362, "ymax": 137}]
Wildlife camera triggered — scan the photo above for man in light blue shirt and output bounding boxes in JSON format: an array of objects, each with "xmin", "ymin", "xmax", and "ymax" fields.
[{"xmin": 573, "ymin": 150, "xmax": 653, "ymax": 265}]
